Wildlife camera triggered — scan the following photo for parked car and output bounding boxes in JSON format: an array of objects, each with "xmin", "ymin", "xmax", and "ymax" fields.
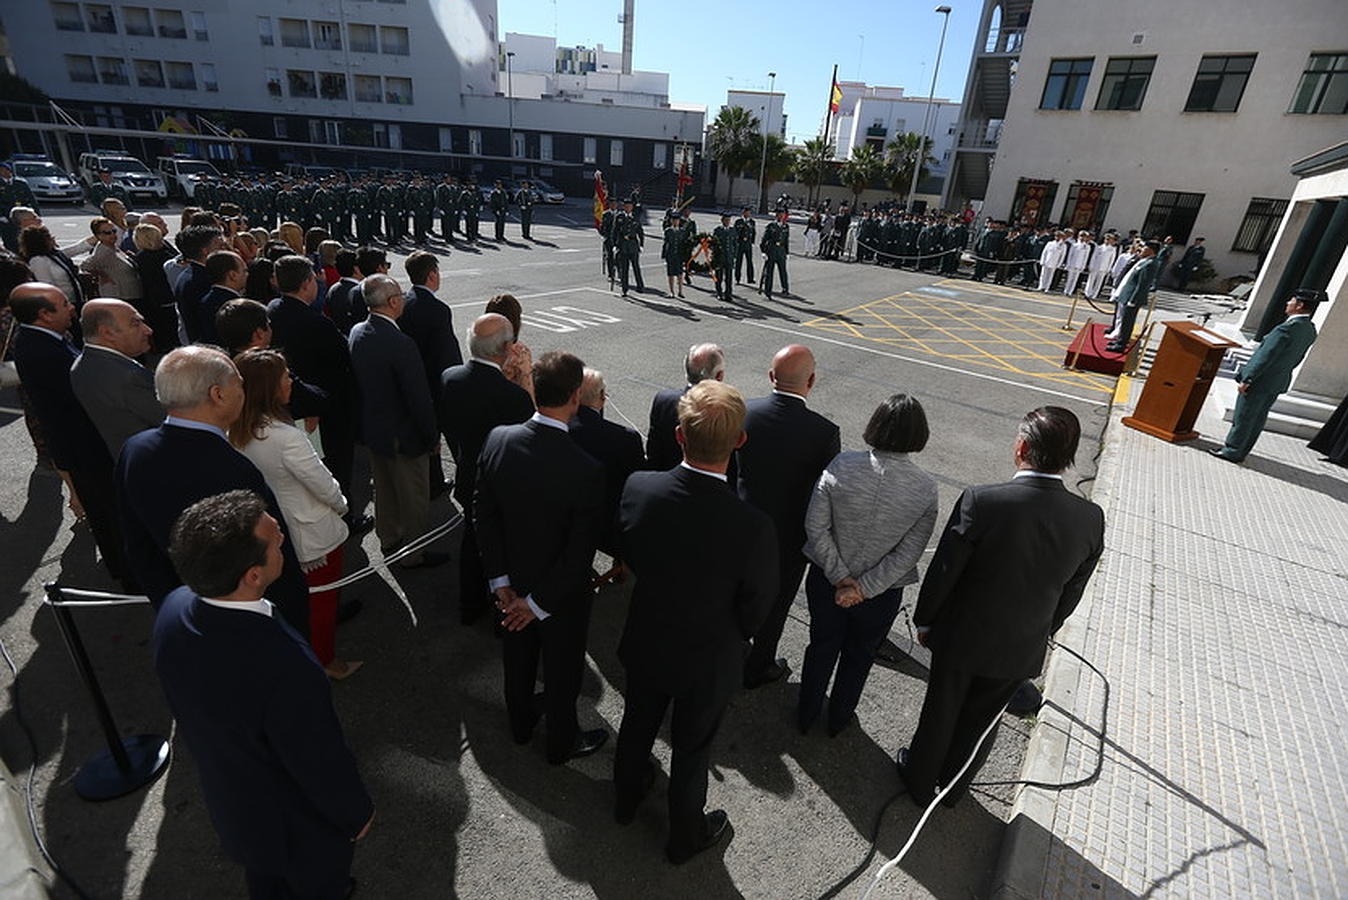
[
  {"xmin": 156, "ymin": 155, "xmax": 223, "ymax": 200},
  {"xmin": 6, "ymin": 155, "xmax": 83, "ymax": 204},
  {"xmin": 528, "ymin": 179, "xmax": 566, "ymax": 204},
  {"xmin": 77, "ymin": 151, "xmax": 168, "ymax": 202}
]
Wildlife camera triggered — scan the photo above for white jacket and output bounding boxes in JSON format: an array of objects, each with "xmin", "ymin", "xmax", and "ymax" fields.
[
  {"xmin": 239, "ymin": 420, "xmax": 349, "ymax": 564},
  {"xmin": 1040, "ymin": 239, "xmax": 1068, "ymax": 268},
  {"xmin": 27, "ymin": 255, "xmax": 80, "ymax": 304},
  {"xmin": 1090, "ymin": 243, "xmax": 1119, "ymax": 273},
  {"xmin": 1066, "ymin": 240, "xmax": 1093, "ymax": 269}
]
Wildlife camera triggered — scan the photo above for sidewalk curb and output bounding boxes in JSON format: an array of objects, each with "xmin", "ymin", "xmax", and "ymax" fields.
[
  {"xmin": 987, "ymin": 398, "xmax": 1130, "ymax": 900},
  {"xmin": 0, "ymin": 755, "xmax": 51, "ymax": 899}
]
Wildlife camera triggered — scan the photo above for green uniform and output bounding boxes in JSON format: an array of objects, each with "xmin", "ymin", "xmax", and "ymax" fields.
[
  {"xmin": 86, "ymin": 180, "xmax": 130, "ymax": 211},
  {"xmin": 488, "ymin": 186, "xmax": 509, "ymax": 241},
  {"xmin": 760, "ymin": 220, "xmax": 790, "ymax": 297},
  {"xmin": 733, "ymin": 215, "xmax": 757, "ymax": 282},
  {"xmin": 1217, "ymin": 315, "xmax": 1318, "ymax": 461},
  {"xmin": 310, "ymin": 185, "xmax": 338, "ymax": 235},
  {"xmin": 660, "ymin": 226, "xmax": 685, "ymax": 276},
  {"xmin": 276, "ymin": 187, "xmax": 302, "ymax": 226},
  {"xmin": 614, "ymin": 210, "xmax": 645, "ymax": 295},
  {"xmin": 712, "ymin": 223, "xmax": 738, "ymax": 300},
  {"xmin": 600, "ymin": 208, "xmax": 617, "ymax": 280},
  {"xmin": 436, "ymin": 181, "xmax": 459, "ymax": 238},
  {"xmin": 193, "ymin": 180, "xmax": 216, "ymax": 210},
  {"xmin": 377, "ymin": 184, "xmax": 404, "ymax": 243},
  {"xmin": 408, "ymin": 182, "xmax": 434, "ymax": 244},
  {"xmin": 943, "ymin": 222, "xmax": 967, "ymax": 275},
  {"xmin": 680, "ymin": 217, "xmax": 697, "ymax": 284},
  {"xmin": 973, "ymin": 226, "xmax": 1005, "ymax": 282},
  {"xmin": 349, "ymin": 185, "xmax": 372, "ymax": 243},
  {"xmin": 460, "ymin": 185, "xmax": 482, "ymax": 241},
  {"xmin": 516, "ymin": 187, "xmax": 535, "ymax": 240}
]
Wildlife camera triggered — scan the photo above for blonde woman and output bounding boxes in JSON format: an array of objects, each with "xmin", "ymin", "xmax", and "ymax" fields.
[{"xmin": 277, "ymin": 221, "xmax": 305, "ymax": 255}]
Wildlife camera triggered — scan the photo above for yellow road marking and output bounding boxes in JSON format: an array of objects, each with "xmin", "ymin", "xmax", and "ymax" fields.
[{"xmin": 1114, "ymin": 374, "xmax": 1132, "ymax": 405}]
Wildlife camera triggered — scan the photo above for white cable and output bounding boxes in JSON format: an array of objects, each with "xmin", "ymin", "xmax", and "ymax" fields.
[
  {"xmin": 860, "ymin": 701, "xmax": 1011, "ymax": 900},
  {"xmin": 603, "ymin": 394, "xmax": 646, "ymax": 439}
]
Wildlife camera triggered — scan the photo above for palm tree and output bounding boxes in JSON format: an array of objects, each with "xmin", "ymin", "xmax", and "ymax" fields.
[
  {"xmin": 840, "ymin": 144, "xmax": 884, "ymax": 208},
  {"xmin": 883, "ymin": 132, "xmax": 937, "ymax": 200},
  {"xmin": 746, "ymin": 133, "xmax": 796, "ymax": 210},
  {"xmin": 706, "ymin": 105, "xmax": 760, "ymax": 202},
  {"xmin": 792, "ymin": 137, "xmax": 835, "ymax": 207}
]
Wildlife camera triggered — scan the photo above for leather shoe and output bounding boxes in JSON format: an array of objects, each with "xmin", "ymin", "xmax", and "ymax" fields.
[
  {"xmin": 548, "ymin": 728, "xmax": 608, "ymax": 765},
  {"xmin": 666, "ymin": 810, "xmax": 730, "ymax": 865},
  {"xmin": 1006, "ymin": 680, "xmax": 1043, "ymax": 717},
  {"xmin": 401, "ymin": 550, "xmax": 450, "ymax": 570},
  {"xmin": 1207, "ymin": 448, "xmax": 1241, "ymax": 463},
  {"xmin": 895, "ymin": 747, "xmax": 932, "ymax": 806},
  {"xmin": 614, "ymin": 762, "xmax": 658, "ymax": 824},
  {"xmin": 744, "ymin": 658, "xmax": 790, "ymax": 689}
]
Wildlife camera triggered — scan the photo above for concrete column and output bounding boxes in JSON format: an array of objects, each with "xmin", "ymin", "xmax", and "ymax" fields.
[
  {"xmin": 1290, "ymin": 240, "xmax": 1348, "ymax": 398},
  {"xmin": 1254, "ymin": 199, "xmax": 1334, "ymax": 340},
  {"xmin": 1301, "ymin": 197, "xmax": 1348, "ymax": 293}
]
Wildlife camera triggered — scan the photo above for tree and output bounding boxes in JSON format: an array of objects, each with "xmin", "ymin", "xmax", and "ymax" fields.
[
  {"xmin": 884, "ymin": 132, "xmax": 937, "ymax": 201},
  {"xmin": 840, "ymin": 144, "xmax": 884, "ymax": 208},
  {"xmin": 792, "ymin": 137, "xmax": 835, "ymax": 207},
  {"xmin": 706, "ymin": 105, "xmax": 760, "ymax": 202},
  {"xmin": 746, "ymin": 132, "xmax": 796, "ymax": 210}
]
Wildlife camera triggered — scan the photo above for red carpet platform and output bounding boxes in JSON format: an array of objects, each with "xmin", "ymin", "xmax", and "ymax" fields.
[{"xmin": 1064, "ymin": 323, "xmax": 1127, "ymax": 376}]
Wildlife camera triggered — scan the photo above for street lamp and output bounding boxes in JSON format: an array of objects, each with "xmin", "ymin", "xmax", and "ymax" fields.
[
  {"xmin": 506, "ymin": 51, "xmax": 515, "ymax": 167},
  {"xmin": 907, "ymin": 5, "xmax": 951, "ymax": 212},
  {"xmin": 758, "ymin": 71, "xmax": 776, "ymax": 214}
]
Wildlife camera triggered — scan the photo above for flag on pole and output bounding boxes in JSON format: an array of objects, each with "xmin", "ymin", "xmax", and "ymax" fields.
[
  {"xmin": 593, "ymin": 170, "xmax": 607, "ymax": 230},
  {"xmin": 676, "ymin": 161, "xmax": 693, "ymax": 194},
  {"xmin": 829, "ymin": 76, "xmax": 843, "ymax": 114}
]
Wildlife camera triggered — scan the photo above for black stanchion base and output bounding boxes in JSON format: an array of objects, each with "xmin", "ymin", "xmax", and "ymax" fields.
[{"xmin": 75, "ymin": 734, "xmax": 171, "ymax": 801}]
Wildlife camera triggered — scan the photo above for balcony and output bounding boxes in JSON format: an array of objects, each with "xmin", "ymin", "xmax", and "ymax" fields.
[
  {"xmin": 984, "ymin": 27, "xmax": 1024, "ymax": 54},
  {"xmin": 865, "ymin": 125, "xmax": 888, "ymax": 138},
  {"xmin": 281, "ymin": 35, "xmax": 311, "ymax": 49},
  {"xmin": 99, "ymin": 71, "xmax": 130, "ymax": 85},
  {"xmin": 956, "ymin": 119, "xmax": 1002, "ymax": 149}
]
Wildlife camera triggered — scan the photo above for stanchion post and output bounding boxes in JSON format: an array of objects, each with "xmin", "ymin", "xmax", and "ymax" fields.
[
  {"xmin": 1062, "ymin": 293, "xmax": 1083, "ymax": 331},
  {"xmin": 44, "ymin": 583, "xmax": 170, "ymax": 801},
  {"xmin": 1067, "ymin": 317, "xmax": 1093, "ymax": 370}
]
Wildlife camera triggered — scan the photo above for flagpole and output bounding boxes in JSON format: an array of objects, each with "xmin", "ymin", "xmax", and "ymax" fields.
[{"xmin": 818, "ymin": 63, "xmax": 838, "ymax": 207}]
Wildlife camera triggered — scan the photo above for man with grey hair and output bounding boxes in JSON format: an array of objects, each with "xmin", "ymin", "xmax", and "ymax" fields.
[
  {"xmin": 646, "ymin": 342, "xmax": 727, "ymax": 471},
  {"xmin": 71, "ymin": 298, "xmax": 164, "ymax": 457},
  {"xmin": 115, "ymin": 345, "xmax": 311, "ymax": 635},
  {"xmin": 348, "ymin": 274, "xmax": 444, "ymax": 567},
  {"xmin": 439, "ymin": 313, "xmax": 535, "ymax": 624}
]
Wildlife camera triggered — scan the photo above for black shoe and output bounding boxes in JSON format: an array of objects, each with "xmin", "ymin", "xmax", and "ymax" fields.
[
  {"xmin": 744, "ymin": 658, "xmax": 790, "ymax": 689},
  {"xmin": 548, "ymin": 728, "xmax": 608, "ymax": 765},
  {"xmin": 826, "ymin": 713, "xmax": 856, "ymax": 738},
  {"xmin": 1207, "ymin": 448, "xmax": 1240, "ymax": 463},
  {"xmin": 666, "ymin": 810, "xmax": 730, "ymax": 865},
  {"xmin": 895, "ymin": 747, "xmax": 932, "ymax": 806},
  {"xmin": 336, "ymin": 598, "xmax": 363, "ymax": 625},
  {"xmin": 401, "ymin": 550, "xmax": 450, "ymax": 569},
  {"xmin": 346, "ymin": 514, "xmax": 375, "ymax": 539},
  {"xmin": 797, "ymin": 708, "xmax": 819, "ymax": 735},
  {"xmin": 1006, "ymin": 680, "xmax": 1043, "ymax": 717},
  {"xmin": 614, "ymin": 762, "xmax": 658, "ymax": 824}
]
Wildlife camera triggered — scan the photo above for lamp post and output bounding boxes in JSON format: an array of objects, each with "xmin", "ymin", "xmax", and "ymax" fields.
[
  {"xmin": 758, "ymin": 71, "xmax": 776, "ymax": 214},
  {"xmin": 907, "ymin": 5, "xmax": 951, "ymax": 212},
  {"xmin": 506, "ymin": 51, "xmax": 515, "ymax": 167}
]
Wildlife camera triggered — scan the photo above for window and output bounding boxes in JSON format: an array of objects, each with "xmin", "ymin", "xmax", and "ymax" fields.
[
  {"xmin": 1231, "ymin": 198, "xmax": 1288, "ymax": 253},
  {"xmin": 123, "ymin": 7, "xmax": 152, "ymax": 35},
  {"xmin": 512, "ymin": 132, "xmax": 525, "ymax": 158},
  {"xmin": 385, "ymin": 76, "xmax": 413, "ymax": 104},
  {"xmin": 134, "ymin": 59, "xmax": 165, "ymax": 88},
  {"xmin": 279, "ymin": 18, "xmax": 310, "ymax": 49},
  {"xmin": 380, "ymin": 26, "xmax": 409, "ymax": 55},
  {"xmin": 373, "ymin": 123, "xmax": 390, "ymax": 148},
  {"xmin": 189, "ymin": 11, "xmax": 207, "ymax": 41},
  {"xmin": 1142, "ymin": 190, "xmax": 1204, "ymax": 243},
  {"xmin": 1184, "ymin": 55, "xmax": 1255, "ymax": 112},
  {"xmin": 314, "ymin": 21, "xmax": 341, "ymax": 50},
  {"xmin": 309, "ymin": 120, "xmax": 325, "ymax": 144},
  {"xmin": 354, "ymin": 74, "xmax": 381, "ymax": 103},
  {"xmin": 96, "ymin": 57, "xmax": 129, "ymax": 85},
  {"xmin": 166, "ymin": 61, "xmax": 195, "ymax": 90},
  {"xmin": 583, "ymin": 137, "xmax": 597, "ymax": 164},
  {"xmin": 653, "ymin": 143, "xmax": 668, "ymax": 169},
  {"xmin": 1096, "ymin": 56, "xmax": 1155, "ymax": 110},
  {"xmin": 287, "ymin": 69, "xmax": 317, "ymax": 99},
  {"xmin": 610, "ymin": 140, "xmax": 623, "ymax": 166},
  {"xmin": 65, "ymin": 55, "xmax": 97, "ymax": 84},
  {"xmin": 388, "ymin": 124, "xmax": 402, "ymax": 150},
  {"xmin": 1040, "ymin": 58, "xmax": 1093, "ymax": 110},
  {"xmin": 1290, "ymin": 53, "xmax": 1348, "ymax": 114},
  {"xmin": 439, "ymin": 127, "xmax": 453, "ymax": 152},
  {"xmin": 325, "ymin": 121, "xmax": 341, "ymax": 145},
  {"xmin": 319, "ymin": 72, "xmax": 347, "ymax": 100},
  {"xmin": 155, "ymin": 9, "xmax": 187, "ymax": 39},
  {"xmin": 265, "ymin": 68, "xmax": 282, "ymax": 97},
  {"xmin": 539, "ymin": 134, "xmax": 553, "ymax": 161},
  {"xmin": 200, "ymin": 63, "xmax": 218, "ymax": 92},
  {"xmin": 468, "ymin": 129, "xmax": 482, "ymax": 156},
  {"xmin": 86, "ymin": 4, "xmax": 116, "ymax": 33},
  {"xmin": 273, "ymin": 116, "xmax": 288, "ymax": 139},
  {"xmin": 348, "ymin": 23, "xmax": 377, "ymax": 53},
  {"xmin": 257, "ymin": 16, "xmax": 273, "ymax": 46},
  {"xmin": 52, "ymin": 2, "xmax": 83, "ymax": 31}
]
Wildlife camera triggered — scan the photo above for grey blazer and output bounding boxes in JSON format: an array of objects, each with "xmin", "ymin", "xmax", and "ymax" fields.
[{"xmin": 71, "ymin": 344, "xmax": 165, "ymax": 457}]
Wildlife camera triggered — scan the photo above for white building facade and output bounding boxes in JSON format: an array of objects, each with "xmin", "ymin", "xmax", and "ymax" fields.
[
  {"xmin": 971, "ymin": 0, "xmax": 1347, "ymax": 280},
  {"xmin": 828, "ymin": 82, "xmax": 960, "ymax": 180},
  {"xmin": 500, "ymin": 33, "xmax": 674, "ymax": 110},
  {"xmin": 726, "ymin": 90, "xmax": 786, "ymax": 139}
]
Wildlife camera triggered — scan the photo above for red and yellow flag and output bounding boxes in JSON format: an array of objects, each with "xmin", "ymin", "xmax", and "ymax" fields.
[
  {"xmin": 829, "ymin": 77, "xmax": 843, "ymax": 114},
  {"xmin": 592, "ymin": 170, "xmax": 607, "ymax": 230}
]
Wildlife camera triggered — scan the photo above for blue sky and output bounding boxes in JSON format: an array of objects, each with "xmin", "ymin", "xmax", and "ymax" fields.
[{"xmin": 499, "ymin": 0, "xmax": 983, "ymax": 143}]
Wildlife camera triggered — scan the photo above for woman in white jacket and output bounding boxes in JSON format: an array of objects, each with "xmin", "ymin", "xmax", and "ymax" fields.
[{"xmin": 231, "ymin": 349, "xmax": 361, "ymax": 679}]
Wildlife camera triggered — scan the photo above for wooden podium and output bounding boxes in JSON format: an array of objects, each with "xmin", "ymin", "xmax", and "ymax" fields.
[{"xmin": 1123, "ymin": 321, "xmax": 1241, "ymax": 442}]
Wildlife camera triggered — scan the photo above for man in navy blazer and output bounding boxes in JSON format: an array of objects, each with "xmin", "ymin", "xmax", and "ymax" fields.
[
  {"xmin": 347, "ymin": 274, "xmax": 443, "ymax": 567},
  {"xmin": 399, "ymin": 251, "xmax": 462, "ymax": 495},
  {"xmin": 737, "ymin": 345, "xmax": 840, "ymax": 688},
  {"xmin": 194, "ymin": 249, "xmax": 247, "ymax": 347},
  {"xmin": 438, "ymin": 313, "xmax": 534, "ymax": 624},
  {"xmin": 172, "ymin": 224, "xmax": 223, "ymax": 342},
  {"xmin": 569, "ymin": 367, "xmax": 644, "ymax": 560},
  {"xmin": 9, "ymin": 282, "xmax": 129, "ymax": 584},
  {"xmin": 154, "ymin": 490, "xmax": 372, "ymax": 898},
  {"xmin": 116, "ymin": 345, "xmax": 310, "ymax": 636},
  {"xmin": 645, "ymin": 342, "xmax": 725, "ymax": 471}
]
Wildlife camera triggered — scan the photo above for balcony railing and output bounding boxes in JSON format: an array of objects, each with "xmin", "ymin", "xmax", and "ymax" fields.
[
  {"xmin": 956, "ymin": 119, "xmax": 1002, "ymax": 149},
  {"xmin": 984, "ymin": 27, "xmax": 1024, "ymax": 54},
  {"xmin": 281, "ymin": 35, "xmax": 311, "ymax": 49},
  {"xmin": 55, "ymin": 17, "xmax": 84, "ymax": 31}
]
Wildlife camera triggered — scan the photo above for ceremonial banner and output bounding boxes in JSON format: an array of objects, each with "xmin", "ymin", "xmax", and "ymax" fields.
[
  {"xmin": 1069, "ymin": 184, "xmax": 1104, "ymax": 231},
  {"xmin": 592, "ymin": 170, "xmax": 607, "ymax": 230},
  {"xmin": 1019, "ymin": 181, "xmax": 1048, "ymax": 225}
]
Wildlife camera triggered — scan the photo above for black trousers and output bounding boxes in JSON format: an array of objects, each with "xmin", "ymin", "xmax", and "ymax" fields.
[
  {"xmin": 745, "ymin": 550, "xmax": 807, "ymax": 678},
  {"xmin": 798, "ymin": 566, "xmax": 903, "ymax": 730},
  {"xmin": 320, "ymin": 416, "xmax": 357, "ymax": 508},
  {"xmin": 520, "ymin": 211, "xmax": 532, "ymax": 239},
  {"xmin": 503, "ymin": 592, "xmax": 592, "ymax": 759},
  {"xmin": 615, "ymin": 667, "xmax": 729, "ymax": 853},
  {"xmin": 465, "ymin": 215, "xmax": 479, "ymax": 241},
  {"xmin": 68, "ymin": 461, "xmax": 130, "ymax": 587},
  {"xmin": 715, "ymin": 265, "xmax": 735, "ymax": 300},
  {"xmin": 493, "ymin": 213, "xmax": 506, "ymax": 241},
  {"xmin": 903, "ymin": 654, "xmax": 1019, "ymax": 805},
  {"xmin": 243, "ymin": 841, "xmax": 353, "ymax": 900},
  {"xmin": 413, "ymin": 214, "xmax": 431, "ymax": 243},
  {"xmin": 762, "ymin": 256, "xmax": 788, "ymax": 295},
  {"xmin": 457, "ymin": 517, "xmax": 492, "ymax": 622},
  {"xmin": 618, "ymin": 251, "xmax": 644, "ymax": 294}
]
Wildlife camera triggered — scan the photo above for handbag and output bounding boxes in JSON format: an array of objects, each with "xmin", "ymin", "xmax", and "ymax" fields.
[{"xmin": 0, "ymin": 318, "xmax": 18, "ymax": 388}]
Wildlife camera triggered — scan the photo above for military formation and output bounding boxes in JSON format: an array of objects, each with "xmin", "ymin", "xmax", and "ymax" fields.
[{"xmin": 852, "ymin": 209, "xmax": 968, "ymax": 274}]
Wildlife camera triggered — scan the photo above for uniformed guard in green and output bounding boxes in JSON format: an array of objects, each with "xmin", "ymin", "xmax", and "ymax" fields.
[
  {"xmin": 599, "ymin": 199, "xmax": 617, "ymax": 285},
  {"xmin": 261, "ymin": 178, "xmax": 279, "ymax": 230},
  {"xmin": 348, "ymin": 179, "xmax": 372, "ymax": 244},
  {"xmin": 488, "ymin": 180, "xmax": 509, "ymax": 241},
  {"xmin": 712, "ymin": 212, "xmax": 738, "ymax": 302},
  {"xmin": 85, "ymin": 169, "xmax": 129, "ymax": 212},
  {"xmin": 943, "ymin": 217, "xmax": 968, "ymax": 276},
  {"xmin": 0, "ymin": 162, "xmax": 38, "ymax": 252},
  {"xmin": 516, "ymin": 181, "xmax": 535, "ymax": 240},
  {"xmin": 614, "ymin": 199, "xmax": 645, "ymax": 297},
  {"xmin": 436, "ymin": 176, "xmax": 459, "ymax": 240},
  {"xmin": 973, "ymin": 220, "xmax": 1006, "ymax": 282},
  {"xmin": 408, "ymin": 176, "xmax": 434, "ymax": 244},
  {"xmin": 276, "ymin": 182, "xmax": 301, "ymax": 226},
  {"xmin": 899, "ymin": 214, "xmax": 920, "ymax": 268},
  {"xmin": 760, "ymin": 210, "xmax": 790, "ymax": 299},
  {"xmin": 733, "ymin": 207, "xmax": 757, "ymax": 284},
  {"xmin": 679, "ymin": 213, "xmax": 697, "ymax": 286},
  {"xmin": 310, "ymin": 180, "xmax": 338, "ymax": 237},
  {"xmin": 880, "ymin": 212, "xmax": 901, "ymax": 266},
  {"xmin": 857, "ymin": 210, "xmax": 880, "ymax": 263},
  {"xmin": 460, "ymin": 180, "xmax": 482, "ymax": 242},
  {"xmin": 917, "ymin": 217, "xmax": 941, "ymax": 272},
  {"xmin": 194, "ymin": 178, "xmax": 216, "ymax": 212},
  {"xmin": 377, "ymin": 177, "xmax": 402, "ymax": 244},
  {"xmin": 661, "ymin": 209, "xmax": 686, "ymax": 299}
]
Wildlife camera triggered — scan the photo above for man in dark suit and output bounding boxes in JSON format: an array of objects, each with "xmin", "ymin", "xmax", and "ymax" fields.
[
  {"xmin": 474, "ymin": 351, "xmax": 606, "ymax": 763},
  {"xmin": 570, "ymin": 367, "xmax": 644, "ymax": 565},
  {"xmin": 899, "ymin": 406, "xmax": 1105, "ymax": 806},
  {"xmin": 324, "ymin": 248, "xmax": 363, "ymax": 337},
  {"xmin": 348, "ymin": 274, "xmax": 445, "ymax": 568},
  {"xmin": 9, "ymin": 283, "xmax": 129, "ymax": 585},
  {"xmin": 70, "ymin": 298, "xmax": 164, "ymax": 458},
  {"xmin": 154, "ymin": 491, "xmax": 372, "ymax": 898},
  {"xmin": 172, "ymin": 224, "xmax": 224, "ymax": 343},
  {"xmin": 195, "ymin": 249, "xmax": 247, "ymax": 346},
  {"xmin": 400, "ymin": 251, "xmax": 462, "ymax": 497},
  {"xmin": 613, "ymin": 380, "xmax": 778, "ymax": 864},
  {"xmin": 116, "ymin": 345, "xmax": 310, "ymax": 636},
  {"xmin": 439, "ymin": 313, "xmax": 534, "ymax": 624},
  {"xmin": 267, "ymin": 255, "xmax": 364, "ymax": 531},
  {"xmin": 738, "ymin": 345, "xmax": 841, "ymax": 688},
  {"xmin": 646, "ymin": 342, "xmax": 725, "ymax": 471}
]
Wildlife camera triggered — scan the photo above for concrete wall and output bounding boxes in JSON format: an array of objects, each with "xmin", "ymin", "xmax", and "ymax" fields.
[
  {"xmin": 727, "ymin": 91, "xmax": 786, "ymax": 138},
  {"xmin": 982, "ymin": 0, "xmax": 1348, "ymax": 280}
]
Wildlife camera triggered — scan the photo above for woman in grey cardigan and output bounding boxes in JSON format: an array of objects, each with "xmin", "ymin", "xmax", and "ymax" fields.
[{"xmin": 800, "ymin": 394, "xmax": 939, "ymax": 735}]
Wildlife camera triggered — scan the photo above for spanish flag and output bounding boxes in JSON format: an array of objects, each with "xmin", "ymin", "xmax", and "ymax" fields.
[
  {"xmin": 593, "ymin": 170, "xmax": 607, "ymax": 230},
  {"xmin": 829, "ymin": 77, "xmax": 843, "ymax": 114}
]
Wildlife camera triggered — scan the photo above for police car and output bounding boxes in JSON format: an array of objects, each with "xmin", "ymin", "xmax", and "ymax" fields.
[
  {"xmin": 77, "ymin": 151, "xmax": 169, "ymax": 202},
  {"xmin": 5, "ymin": 154, "xmax": 84, "ymax": 203},
  {"xmin": 156, "ymin": 154, "xmax": 223, "ymax": 200}
]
